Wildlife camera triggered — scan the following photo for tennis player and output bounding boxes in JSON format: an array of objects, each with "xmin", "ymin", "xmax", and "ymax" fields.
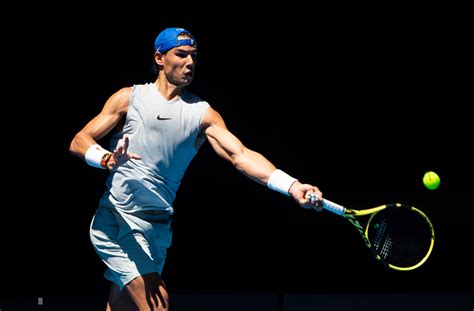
[{"xmin": 70, "ymin": 27, "xmax": 323, "ymax": 310}]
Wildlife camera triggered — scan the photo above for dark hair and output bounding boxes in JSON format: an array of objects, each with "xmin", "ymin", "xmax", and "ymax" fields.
[{"xmin": 151, "ymin": 62, "xmax": 159, "ymax": 75}]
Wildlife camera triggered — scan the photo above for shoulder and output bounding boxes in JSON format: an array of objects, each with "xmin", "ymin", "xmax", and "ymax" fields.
[
  {"xmin": 183, "ymin": 90, "xmax": 210, "ymax": 107},
  {"xmin": 130, "ymin": 83, "xmax": 153, "ymax": 95},
  {"xmin": 114, "ymin": 86, "xmax": 134, "ymax": 99},
  {"xmin": 201, "ymin": 107, "xmax": 225, "ymax": 128},
  {"xmin": 104, "ymin": 86, "xmax": 134, "ymax": 114}
]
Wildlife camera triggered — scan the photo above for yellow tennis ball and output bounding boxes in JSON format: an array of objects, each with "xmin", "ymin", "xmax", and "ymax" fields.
[{"xmin": 423, "ymin": 171, "xmax": 440, "ymax": 190}]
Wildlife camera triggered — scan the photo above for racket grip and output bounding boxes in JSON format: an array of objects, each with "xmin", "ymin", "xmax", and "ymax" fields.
[
  {"xmin": 321, "ymin": 199, "xmax": 346, "ymax": 216},
  {"xmin": 307, "ymin": 193, "xmax": 346, "ymax": 215}
]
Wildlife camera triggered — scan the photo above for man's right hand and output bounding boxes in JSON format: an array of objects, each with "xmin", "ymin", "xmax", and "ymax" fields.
[{"xmin": 107, "ymin": 135, "xmax": 141, "ymax": 170}]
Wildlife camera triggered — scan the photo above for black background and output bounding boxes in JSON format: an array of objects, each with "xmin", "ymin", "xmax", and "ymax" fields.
[{"xmin": 3, "ymin": 2, "xmax": 472, "ymax": 307}]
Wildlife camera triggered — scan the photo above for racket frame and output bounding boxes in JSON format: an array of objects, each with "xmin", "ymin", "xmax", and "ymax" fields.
[{"xmin": 321, "ymin": 199, "xmax": 435, "ymax": 271}]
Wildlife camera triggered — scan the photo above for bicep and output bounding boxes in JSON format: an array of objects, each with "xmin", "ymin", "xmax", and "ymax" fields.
[
  {"xmin": 202, "ymin": 108, "xmax": 245, "ymax": 162},
  {"xmin": 81, "ymin": 87, "xmax": 132, "ymax": 140},
  {"xmin": 70, "ymin": 87, "xmax": 132, "ymax": 157}
]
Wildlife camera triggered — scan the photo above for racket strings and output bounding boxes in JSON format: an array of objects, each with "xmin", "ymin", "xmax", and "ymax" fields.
[
  {"xmin": 372, "ymin": 221, "xmax": 392, "ymax": 258},
  {"xmin": 368, "ymin": 208, "xmax": 433, "ymax": 268}
]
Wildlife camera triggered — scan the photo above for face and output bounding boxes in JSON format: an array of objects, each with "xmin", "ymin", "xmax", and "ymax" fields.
[{"xmin": 160, "ymin": 45, "xmax": 197, "ymax": 87}]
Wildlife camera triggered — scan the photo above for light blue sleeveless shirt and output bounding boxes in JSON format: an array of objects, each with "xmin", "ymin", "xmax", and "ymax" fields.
[{"xmin": 99, "ymin": 83, "xmax": 210, "ymax": 214}]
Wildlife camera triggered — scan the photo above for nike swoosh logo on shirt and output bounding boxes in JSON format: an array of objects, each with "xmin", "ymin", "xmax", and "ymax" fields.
[{"xmin": 157, "ymin": 115, "xmax": 172, "ymax": 120}]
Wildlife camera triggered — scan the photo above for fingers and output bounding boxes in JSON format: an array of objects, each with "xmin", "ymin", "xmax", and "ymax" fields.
[
  {"xmin": 305, "ymin": 188, "xmax": 324, "ymax": 212},
  {"xmin": 128, "ymin": 152, "xmax": 142, "ymax": 159},
  {"xmin": 305, "ymin": 188, "xmax": 322, "ymax": 202},
  {"xmin": 112, "ymin": 137, "xmax": 142, "ymax": 165},
  {"xmin": 114, "ymin": 139, "xmax": 125, "ymax": 156},
  {"xmin": 122, "ymin": 136, "xmax": 141, "ymax": 159},
  {"xmin": 113, "ymin": 145, "xmax": 122, "ymax": 157},
  {"xmin": 123, "ymin": 135, "xmax": 129, "ymax": 155}
]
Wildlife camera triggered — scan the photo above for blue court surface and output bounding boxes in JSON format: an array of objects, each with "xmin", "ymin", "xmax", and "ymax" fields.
[{"xmin": 1, "ymin": 293, "xmax": 472, "ymax": 310}]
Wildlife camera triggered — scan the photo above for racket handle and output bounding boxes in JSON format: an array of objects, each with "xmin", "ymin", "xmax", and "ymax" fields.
[
  {"xmin": 321, "ymin": 198, "xmax": 346, "ymax": 215},
  {"xmin": 307, "ymin": 193, "xmax": 346, "ymax": 215}
]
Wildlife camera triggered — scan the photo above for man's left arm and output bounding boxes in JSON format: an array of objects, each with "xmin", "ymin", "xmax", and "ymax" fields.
[{"xmin": 201, "ymin": 107, "xmax": 322, "ymax": 209}]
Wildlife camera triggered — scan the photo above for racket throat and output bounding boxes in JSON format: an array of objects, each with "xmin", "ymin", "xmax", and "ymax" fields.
[{"xmin": 346, "ymin": 215, "xmax": 372, "ymax": 248}]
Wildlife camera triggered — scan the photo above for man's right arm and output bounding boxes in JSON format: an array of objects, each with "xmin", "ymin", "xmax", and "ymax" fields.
[{"xmin": 69, "ymin": 87, "xmax": 132, "ymax": 161}]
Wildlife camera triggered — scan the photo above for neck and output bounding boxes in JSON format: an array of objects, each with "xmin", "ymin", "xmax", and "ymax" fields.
[{"xmin": 155, "ymin": 77, "xmax": 184, "ymax": 100}]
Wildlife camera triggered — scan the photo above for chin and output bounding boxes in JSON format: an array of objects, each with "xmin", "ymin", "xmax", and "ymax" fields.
[{"xmin": 181, "ymin": 78, "xmax": 193, "ymax": 86}]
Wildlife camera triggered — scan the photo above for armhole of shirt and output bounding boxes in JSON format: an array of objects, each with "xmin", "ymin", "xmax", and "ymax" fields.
[
  {"xmin": 198, "ymin": 103, "xmax": 211, "ymax": 129},
  {"xmin": 193, "ymin": 103, "xmax": 211, "ymax": 152},
  {"xmin": 129, "ymin": 84, "xmax": 138, "ymax": 108},
  {"xmin": 111, "ymin": 85, "xmax": 137, "ymax": 146}
]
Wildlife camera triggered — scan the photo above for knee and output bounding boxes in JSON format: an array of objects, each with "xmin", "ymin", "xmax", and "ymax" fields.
[
  {"xmin": 125, "ymin": 273, "xmax": 169, "ymax": 310},
  {"xmin": 156, "ymin": 303, "xmax": 169, "ymax": 311}
]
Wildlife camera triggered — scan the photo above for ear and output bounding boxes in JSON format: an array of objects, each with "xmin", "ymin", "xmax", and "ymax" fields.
[{"xmin": 154, "ymin": 52, "xmax": 165, "ymax": 66}]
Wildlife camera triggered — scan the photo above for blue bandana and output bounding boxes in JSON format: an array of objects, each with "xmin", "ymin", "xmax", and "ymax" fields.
[{"xmin": 154, "ymin": 27, "xmax": 197, "ymax": 53}]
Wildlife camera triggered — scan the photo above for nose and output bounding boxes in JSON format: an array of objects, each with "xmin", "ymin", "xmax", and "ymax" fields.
[{"xmin": 185, "ymin": 54, "xmax": 196, "ymax": 69}]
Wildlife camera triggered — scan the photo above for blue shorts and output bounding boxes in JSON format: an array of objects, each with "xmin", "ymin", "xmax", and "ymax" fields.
[{"xmin": 90, "ymin": 205, "xmax": 172, "ymax": 290}]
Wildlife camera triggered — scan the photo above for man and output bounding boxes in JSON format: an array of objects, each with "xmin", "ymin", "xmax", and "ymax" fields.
[{"xmin": 70, "ymin": 27, "xmax": 323, "ymax": 310}]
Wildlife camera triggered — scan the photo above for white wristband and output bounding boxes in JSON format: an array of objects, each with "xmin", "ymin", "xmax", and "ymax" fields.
[
  {"xmin": 85, "ymin": 144, "xmax": 109, "ymax": 169},
  {"xmin": 267, "ymin": 169, "xmax": 297, "ymax": 196}
]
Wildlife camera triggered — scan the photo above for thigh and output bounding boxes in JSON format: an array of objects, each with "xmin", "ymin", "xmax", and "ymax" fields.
[
  {"xmin": 90, "ymin": 206, "xmax": 161, "ymax": 289},
  {"xmin": 149, "ymin": 220, "xmax": 172, "ymax": 274}
]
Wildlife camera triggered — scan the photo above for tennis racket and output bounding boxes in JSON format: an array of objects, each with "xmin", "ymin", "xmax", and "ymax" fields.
[{"xmin": 308, "ymin": 193, "xmax": 435, "ymax": 271}]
